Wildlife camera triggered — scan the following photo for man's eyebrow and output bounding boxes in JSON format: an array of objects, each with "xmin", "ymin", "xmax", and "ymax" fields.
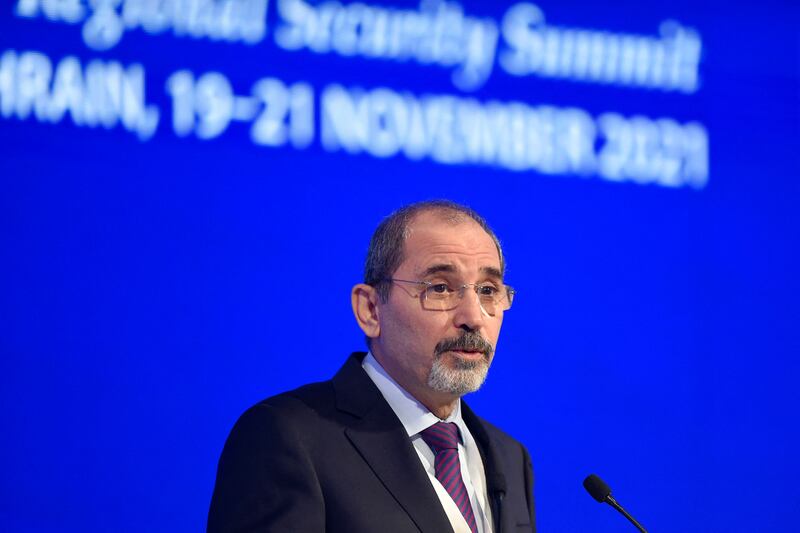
[
  {"xmin": 481, "ymin": 266, "xmax": 503, "ymax": 280},
  {"xmin": 420, "ymin": 264, "xmax": 457, "ymax": 278},
  {"xmin": 419, "ymin": 264, "xmax": 503, "ymax": 280}
]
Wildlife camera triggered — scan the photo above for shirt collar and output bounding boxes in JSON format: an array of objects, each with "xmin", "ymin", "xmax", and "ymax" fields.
[{"xmin": 362, "ymin": 352, "xmax": 465, "ymax": 439}]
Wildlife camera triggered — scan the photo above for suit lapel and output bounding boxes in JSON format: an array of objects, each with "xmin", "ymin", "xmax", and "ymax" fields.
[
  {"xmin": 462, "ymin": 401, "xmax": 509, "ymax": 533},
  {"xmin": 333, "ymin": 353, "xmax": 454, "ymax": 533}
]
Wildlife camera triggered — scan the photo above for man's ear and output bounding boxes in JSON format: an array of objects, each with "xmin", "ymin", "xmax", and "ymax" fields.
[{"xmin": 351, "ymin": 283, "xmax": 381, "ymax": 340}]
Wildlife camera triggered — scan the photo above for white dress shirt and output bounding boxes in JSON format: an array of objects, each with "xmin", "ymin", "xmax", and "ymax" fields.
[{"xmin": 362, "ymin": 353, "xmax": 493, "ymax": 533}]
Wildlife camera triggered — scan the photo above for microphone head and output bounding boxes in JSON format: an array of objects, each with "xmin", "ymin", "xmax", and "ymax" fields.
[{"xmin": 583, "ymin": 474, "xmax": 611, "ymax": 503}]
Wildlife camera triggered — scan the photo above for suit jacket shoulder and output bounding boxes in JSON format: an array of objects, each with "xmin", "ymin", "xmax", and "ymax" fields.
[{"xmin": 208, "ymin": 353, "xmax": 536, "ymax": 532}]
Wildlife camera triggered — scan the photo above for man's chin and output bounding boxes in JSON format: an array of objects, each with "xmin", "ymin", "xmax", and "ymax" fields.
[{"xmin": 427, "ymin": 356, "xmax": 490, "ymax": 395}]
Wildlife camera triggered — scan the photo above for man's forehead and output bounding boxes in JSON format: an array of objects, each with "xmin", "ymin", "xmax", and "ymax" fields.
[
  {"xmin": 403, "ymin": 217, "xmax": 502, "ymax": 275},
  {"xmin": 405, "ymin": 212, "xmax": 490, "ymax": 243}
]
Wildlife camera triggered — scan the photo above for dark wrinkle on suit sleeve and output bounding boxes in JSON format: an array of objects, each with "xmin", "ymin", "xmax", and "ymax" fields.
[
  {"xmin": 521, "ymin": 443, "xmax": 536, "ymax": 530},
  {"xmin": 207, "ymin": 402, "xmax": 326, "ymax": 533}
]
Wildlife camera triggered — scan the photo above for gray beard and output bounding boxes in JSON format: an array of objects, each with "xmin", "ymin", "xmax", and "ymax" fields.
[{"xmin": 427, "ymin": 354, "xmax": 490, "ymax": 396}]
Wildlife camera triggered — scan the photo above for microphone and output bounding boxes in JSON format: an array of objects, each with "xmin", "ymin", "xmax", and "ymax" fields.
[{"xmin": 583, "ymin": 474, "xmax": 648, "ymax": 532}]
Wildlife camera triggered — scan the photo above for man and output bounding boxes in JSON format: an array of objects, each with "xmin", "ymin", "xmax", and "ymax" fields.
[{"xmin": 208, "ymin": 200, "xmax": 535, "ymax": 532}]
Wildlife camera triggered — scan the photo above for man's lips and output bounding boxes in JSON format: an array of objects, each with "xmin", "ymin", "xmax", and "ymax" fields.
[{"xmin": 446, "ymin": 349, "xmax": 486, "ymax": 359}]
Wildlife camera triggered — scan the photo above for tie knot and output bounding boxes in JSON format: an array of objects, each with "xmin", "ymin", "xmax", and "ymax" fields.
[{"xmin": 420, "ymin": 421, "xmax": 461, "ymax": 452}]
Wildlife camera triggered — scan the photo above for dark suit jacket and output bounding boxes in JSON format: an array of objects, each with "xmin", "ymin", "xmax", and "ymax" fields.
[{"xmin": 208, "ymin": 352, "xmax": 535, "ymax": 532}]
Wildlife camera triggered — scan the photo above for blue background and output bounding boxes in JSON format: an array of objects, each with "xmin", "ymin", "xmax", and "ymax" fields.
[{"xmin": 1, "ymin": 1, "xmax": 799, "ymax": 531}]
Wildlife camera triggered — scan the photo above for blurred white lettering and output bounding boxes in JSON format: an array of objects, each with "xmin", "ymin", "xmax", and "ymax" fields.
[
  {"xmin": 275, "ymin": 0, "xmax": 498, "ymax": 92},
  {"xmin": 14, "ymin": 0, "xmax": 269, "ymax": 50},
  {"xmin": 0, "ymin": 49, "xmax": 160, "ymax": 140},
  {"xmin": 321, "ymin": 83, "xmax": 708, "ymax": 187},
  {"xmin": 500, "ymin": 3, "xmax": 702, "ymax": 92}
]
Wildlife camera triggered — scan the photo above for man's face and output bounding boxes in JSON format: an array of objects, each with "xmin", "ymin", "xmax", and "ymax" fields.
[{"xmin": 372, "ymin": 212, "xmax": 505, "ymax": 404}]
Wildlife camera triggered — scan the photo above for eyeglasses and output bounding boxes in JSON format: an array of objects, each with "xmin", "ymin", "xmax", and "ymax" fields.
[{"xmin": 385, "ymin": 278, "xmax": 515, "ymax": 316}]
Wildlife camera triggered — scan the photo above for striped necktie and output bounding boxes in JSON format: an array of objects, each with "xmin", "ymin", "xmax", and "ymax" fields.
[{"xmin": 420, "ymin": 422, "xmax": 478, "ymax": 533}]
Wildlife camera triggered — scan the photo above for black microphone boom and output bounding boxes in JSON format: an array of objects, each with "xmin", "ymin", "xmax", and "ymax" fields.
[{"xmin": 583, "ymin": 474, "xmax": 648, "ymax": 533}]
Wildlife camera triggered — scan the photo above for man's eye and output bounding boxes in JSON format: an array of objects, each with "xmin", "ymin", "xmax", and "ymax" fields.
[
  {"xmin": 477, "ymin": 285, "xmax": 500, "ymax": 296},
  {"xmin": 429, "ymin": 283, "xmax": 451, "ymax": 294}
]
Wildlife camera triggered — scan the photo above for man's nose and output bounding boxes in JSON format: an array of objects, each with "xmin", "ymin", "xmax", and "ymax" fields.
[{"xmin": 453, "ymin": 287, "xmax": 487, "ymax": 330}]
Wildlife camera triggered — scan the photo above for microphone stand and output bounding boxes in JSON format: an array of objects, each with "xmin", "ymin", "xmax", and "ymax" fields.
[{"xmin": 605, "ymin": 494, "xmax": 648, "ymax": 533}]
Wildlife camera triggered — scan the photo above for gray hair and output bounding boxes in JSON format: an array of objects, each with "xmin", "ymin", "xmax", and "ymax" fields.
[{"xmin": 364, "ymin": 200, "xmax": 505, "ymax": 302}]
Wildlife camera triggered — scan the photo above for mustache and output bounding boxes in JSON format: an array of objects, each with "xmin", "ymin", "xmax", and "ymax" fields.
[{"xmin": 434, "ymin": 331, "xmax": 494, "ymax": 359}]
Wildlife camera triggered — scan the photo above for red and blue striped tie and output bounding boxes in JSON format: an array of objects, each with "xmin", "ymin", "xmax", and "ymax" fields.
[{"xmin": 420, "ymin": 422, "xmax": 478, "ymax": 533}]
